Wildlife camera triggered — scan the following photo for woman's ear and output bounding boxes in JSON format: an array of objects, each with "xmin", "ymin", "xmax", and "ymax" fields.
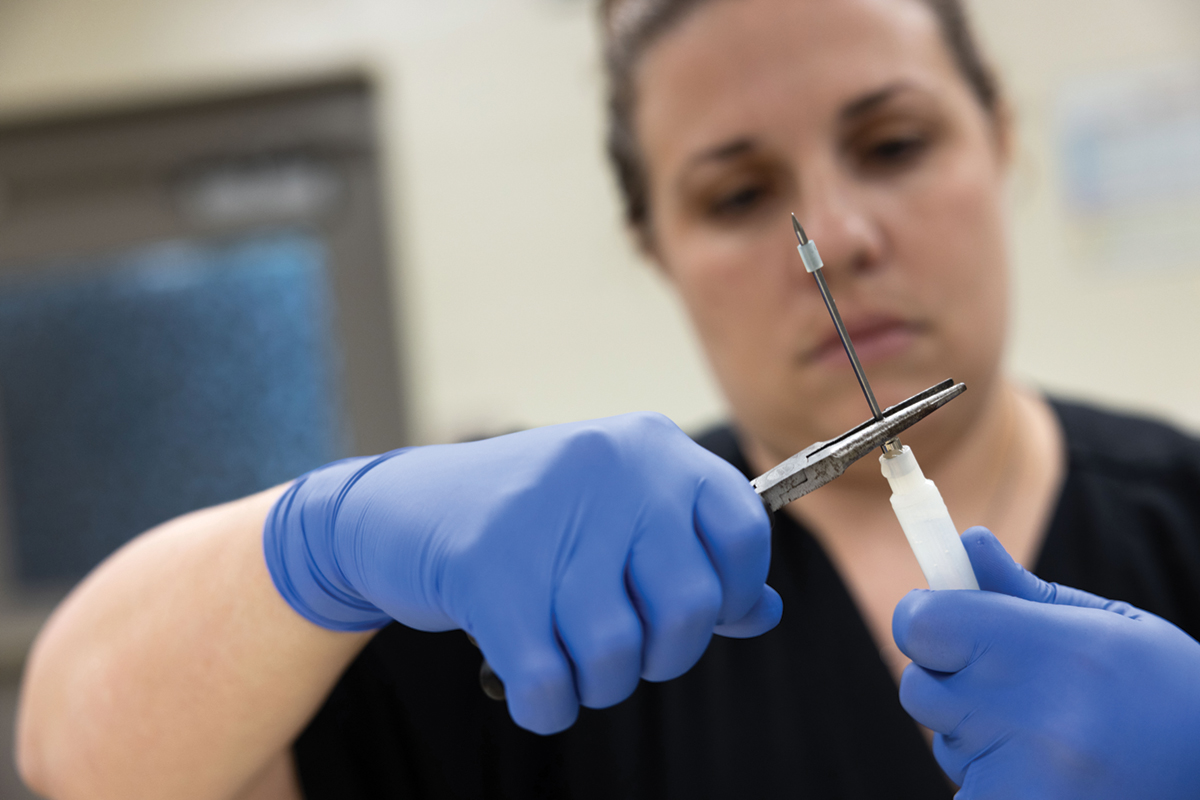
[{"xmin": 632, "ymin": 222, "xmax": 667, "ymax": 272}]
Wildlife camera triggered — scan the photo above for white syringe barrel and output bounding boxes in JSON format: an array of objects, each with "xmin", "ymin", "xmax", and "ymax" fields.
[{"xmin": 880, "ymin": 445, "xmax": 979, "ymax": 591}]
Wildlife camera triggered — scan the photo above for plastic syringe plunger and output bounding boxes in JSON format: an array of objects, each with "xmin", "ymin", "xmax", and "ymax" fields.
[{"xmin": 880, "ymin": 445, "xmax": 979, "ymax": 591}]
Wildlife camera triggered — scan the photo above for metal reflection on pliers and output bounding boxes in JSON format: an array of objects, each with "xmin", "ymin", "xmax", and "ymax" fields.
[{"xmin": 751, "ymin": 379, "xmax": 966, "ymax": 512}]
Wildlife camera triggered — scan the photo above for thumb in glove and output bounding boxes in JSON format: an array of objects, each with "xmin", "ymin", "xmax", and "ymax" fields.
[{"xmin": 892, "ymin": 527, "xmax": 1200, "ymax": 800}]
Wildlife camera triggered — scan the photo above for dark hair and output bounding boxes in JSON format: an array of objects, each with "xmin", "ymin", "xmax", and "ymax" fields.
[{"xmin": 601, "ymin": 0, "xmax": 1001, "ymax": 246}]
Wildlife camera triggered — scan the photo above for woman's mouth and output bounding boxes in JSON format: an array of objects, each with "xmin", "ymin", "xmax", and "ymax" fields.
[{"xmin": 809, "ymin": 317, "xmax": 920, "ymax": 368}]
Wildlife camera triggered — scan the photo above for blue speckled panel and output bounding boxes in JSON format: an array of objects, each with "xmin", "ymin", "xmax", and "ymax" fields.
[{"xmin": 0, "ymin": 231, "xmax": 345, "ymax": 584}]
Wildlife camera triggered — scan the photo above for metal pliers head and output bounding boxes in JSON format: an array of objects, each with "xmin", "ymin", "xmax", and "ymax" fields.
[{"xmin": 752, "ymin": 379, "xmax": 967, "ymax": 513}]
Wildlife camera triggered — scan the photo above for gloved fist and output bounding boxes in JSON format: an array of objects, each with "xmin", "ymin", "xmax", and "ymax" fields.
[
  {"xmin": 264, "ymin": 412, "xmax": 781, "ymax": 734},
  {"xmin": 892, "ymin": 527, "xmax": 1200, "ymax": 800}
]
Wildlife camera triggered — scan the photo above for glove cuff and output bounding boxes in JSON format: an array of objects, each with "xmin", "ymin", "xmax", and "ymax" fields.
[{"xmin": 263, "ymin": 452, "xmax": 410, "ymax": 631}]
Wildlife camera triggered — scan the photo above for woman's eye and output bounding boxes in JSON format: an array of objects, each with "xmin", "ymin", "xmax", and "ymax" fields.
[
  {"xmin": 863, "ymin": 135, "xmax": 929, "ymax": 169},
  {"xmin": 708, "ymin": 185, "xmax": 766, "ymax": 217}
]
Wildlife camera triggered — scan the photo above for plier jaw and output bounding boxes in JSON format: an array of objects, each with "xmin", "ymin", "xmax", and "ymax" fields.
[{"xmin": 751, "ymin": 379, "xmax": 967, "ymax": 512}]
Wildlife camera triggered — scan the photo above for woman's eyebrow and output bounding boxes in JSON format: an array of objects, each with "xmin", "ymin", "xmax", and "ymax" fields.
[
  {"xmin": 683, "ymin": 82, "xmax": 927, "ymax": 169},
  {"xmin": 685, "ymin": 137, "xmax": 756, "ymax": 169},
  {"xmin": 840, "ymin": 82, "xmax": 921, "ymax": 122}
]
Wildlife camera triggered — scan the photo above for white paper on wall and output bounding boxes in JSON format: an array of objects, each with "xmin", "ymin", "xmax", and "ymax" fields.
[{"xmin": 1057, "ymin": 61, "xmax": 1200, "ymax": 274}]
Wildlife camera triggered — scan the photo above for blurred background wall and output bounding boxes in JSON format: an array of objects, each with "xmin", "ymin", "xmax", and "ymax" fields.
[
  {"xmin": 0, "ymin": 0, "xmax": 720, "ymax": 448},
  {"xmin": 0, "ymin": 0, "xmax": 1195, "ymax": 441},
  {"xmin": 0, "ymin": 0, "xmax": 1196, "ymax": 795}
]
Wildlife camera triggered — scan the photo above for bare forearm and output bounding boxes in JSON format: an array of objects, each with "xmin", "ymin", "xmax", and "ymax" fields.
[{"xmin": 16, "ymin": 486, "xmax": 372, "ymax": 800}]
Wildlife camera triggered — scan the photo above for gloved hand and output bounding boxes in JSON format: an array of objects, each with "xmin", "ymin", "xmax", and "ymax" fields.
[
  {"xmin": 892, "ymin": 527, "xmax": 1200, "ymax": 799},
  {"xmin": 264, "ymin": 412, "xmax": 781, "ymax": 734}
]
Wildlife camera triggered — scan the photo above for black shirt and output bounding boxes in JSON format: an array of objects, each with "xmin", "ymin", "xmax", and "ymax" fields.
[{"xmin": 294, "ymin": 400, "xmax": 1200, "ymax": 799}]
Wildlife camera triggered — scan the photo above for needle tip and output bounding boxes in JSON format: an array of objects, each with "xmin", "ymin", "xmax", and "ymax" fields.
[{"xmin": 791, "ymin": 213, "xmax": 809, "ymax": 245}]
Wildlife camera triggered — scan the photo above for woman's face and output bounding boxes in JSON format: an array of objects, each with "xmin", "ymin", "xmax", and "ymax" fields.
[{"xmin": 635, "ymin": 0, "xmax": 1011, "ymax": 462}]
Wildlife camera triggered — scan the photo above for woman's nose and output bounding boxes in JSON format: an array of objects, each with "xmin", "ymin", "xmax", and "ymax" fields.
[{"xmin": 793, "ymin": 177, "xmax": 884, "ymax": 281}]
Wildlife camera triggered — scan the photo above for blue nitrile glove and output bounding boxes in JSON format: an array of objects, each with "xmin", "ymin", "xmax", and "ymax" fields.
[
  {"xmin": 264, "ymin": 412, "xmax": 781, "ymax": 734},
  {"xmin": 892, "ymin": 527, "xmax": 1200, "ymax": 799}
]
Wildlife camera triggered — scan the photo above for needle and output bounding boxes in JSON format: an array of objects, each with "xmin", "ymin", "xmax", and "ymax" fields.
[{"xmin": 792, "ymin": 214, "xmax": 900, "ymax": 454}]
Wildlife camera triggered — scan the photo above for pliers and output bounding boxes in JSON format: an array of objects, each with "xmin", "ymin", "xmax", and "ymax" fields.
[{"xmin": 752, "ymin": 378, "xmax": 966, "ymax": 512}]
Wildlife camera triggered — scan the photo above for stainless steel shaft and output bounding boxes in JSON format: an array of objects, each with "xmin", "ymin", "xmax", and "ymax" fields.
[{"xmin": 811, "ymin": 267, "xmax": 884, "ymax": 422}]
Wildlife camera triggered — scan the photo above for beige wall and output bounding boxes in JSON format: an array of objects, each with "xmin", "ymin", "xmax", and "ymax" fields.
[
  {"xmin": 970, "ymin": 0, "xmax": 1200, "ymax": 426},
  {"xmin": 0, "ymin": 0, "xmax": 1196, "ymax": 442}
]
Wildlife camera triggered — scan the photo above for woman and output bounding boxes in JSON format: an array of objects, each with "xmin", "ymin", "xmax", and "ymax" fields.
[{"xmin": 16, "ymin": 0, "xmax": 1200, "ymax": 798}]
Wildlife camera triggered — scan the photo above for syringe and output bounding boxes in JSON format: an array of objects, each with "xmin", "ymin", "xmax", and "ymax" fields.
[{"xmin": 791, "ymin": 215, "xmax": 978, "ymax": 591}]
